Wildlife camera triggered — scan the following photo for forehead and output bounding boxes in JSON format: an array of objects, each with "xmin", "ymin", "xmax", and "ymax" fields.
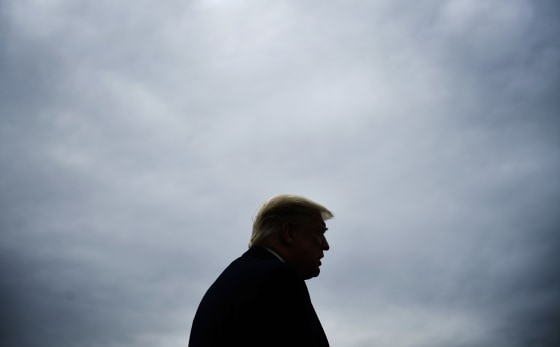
[{"xmin": 304, "ymin": 213, "xmax": 327, "ymax": 230}]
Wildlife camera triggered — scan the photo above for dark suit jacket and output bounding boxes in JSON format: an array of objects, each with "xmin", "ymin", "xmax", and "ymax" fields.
[{"xmin": 188, "ymin": 246, "xmax": 329, "ymax": 347}]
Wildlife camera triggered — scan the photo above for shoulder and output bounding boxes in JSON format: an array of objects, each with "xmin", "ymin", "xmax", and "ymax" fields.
[
  {"xmin": 206, "ymin": 247, "xmax": 295, "ymax": 293},
  {"xmin": 229, "ymin": 248, "xmax": 296, "ymax": 284},
  {"xmin": 233, "ymin": 247, "xmax": 291, "ymax": 275}
]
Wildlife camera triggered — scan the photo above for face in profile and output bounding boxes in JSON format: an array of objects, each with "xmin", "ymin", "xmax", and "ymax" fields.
[{"xmin": 289, "ymin": 214, "xmax": 330, "ymax": 279}]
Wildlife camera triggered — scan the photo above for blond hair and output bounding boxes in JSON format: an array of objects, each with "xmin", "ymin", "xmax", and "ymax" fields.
[{"xmin": 249, "ymin": 194, "xmax": 333, "ymax": 248}]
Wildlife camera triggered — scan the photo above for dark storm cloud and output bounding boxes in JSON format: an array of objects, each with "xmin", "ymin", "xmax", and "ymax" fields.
[
  {"xmin": 0, "ymin": 4, "xmax": 206, "ymax": 346},
  {"xmin": 1, "ymin": 1, "xmax": 559, "ymax": 347},
  {"xmin": 304, "ymin": 1, "xmax": 560, "ymax": 345}
]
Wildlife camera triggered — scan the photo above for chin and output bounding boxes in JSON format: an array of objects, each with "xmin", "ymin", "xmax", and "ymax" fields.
[{"xmin": 308, "ymin": 268, "xmax": 321, "ymax": 279}]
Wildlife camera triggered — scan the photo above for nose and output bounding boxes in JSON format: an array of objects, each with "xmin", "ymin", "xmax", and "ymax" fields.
[{"xmin": 322, "ymin": 235, "xmax": 330, "ymax": 251}]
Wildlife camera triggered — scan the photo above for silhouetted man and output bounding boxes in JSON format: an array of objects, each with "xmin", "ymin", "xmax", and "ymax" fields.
[{"xmin": 188, "ymin": 194, "xmax": 333, "ymax": 347}]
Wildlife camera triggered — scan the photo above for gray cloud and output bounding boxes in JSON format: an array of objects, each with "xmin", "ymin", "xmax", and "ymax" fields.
[{"xmin": 1, "ymin": 1, "xmax": 559, "ymax": 346}]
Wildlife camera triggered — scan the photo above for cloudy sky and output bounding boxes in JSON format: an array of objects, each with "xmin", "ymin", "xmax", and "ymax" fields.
[{"xmin": 1, "ymin": 0, "xmax": 559, "ymax": 346}]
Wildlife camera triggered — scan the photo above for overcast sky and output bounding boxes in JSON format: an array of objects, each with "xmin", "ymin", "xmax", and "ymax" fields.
[{"xmin": 1, "ymin": 1, "xmax": 559, "ymax": 346}]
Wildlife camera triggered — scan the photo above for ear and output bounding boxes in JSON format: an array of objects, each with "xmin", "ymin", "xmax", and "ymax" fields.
[{"xmin": 279, "ymin": 222, "xmax": 296, "ymax": 247}]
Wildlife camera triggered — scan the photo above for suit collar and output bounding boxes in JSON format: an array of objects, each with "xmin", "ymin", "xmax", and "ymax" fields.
[{"xmin": 243, "ymin": 246, "xmax": 283, "ymax": 261}]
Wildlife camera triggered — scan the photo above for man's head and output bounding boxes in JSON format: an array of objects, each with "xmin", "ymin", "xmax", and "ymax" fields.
[{"xmin": 249, "ymin": 194, "xmax": 334, "ymax": 279}]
